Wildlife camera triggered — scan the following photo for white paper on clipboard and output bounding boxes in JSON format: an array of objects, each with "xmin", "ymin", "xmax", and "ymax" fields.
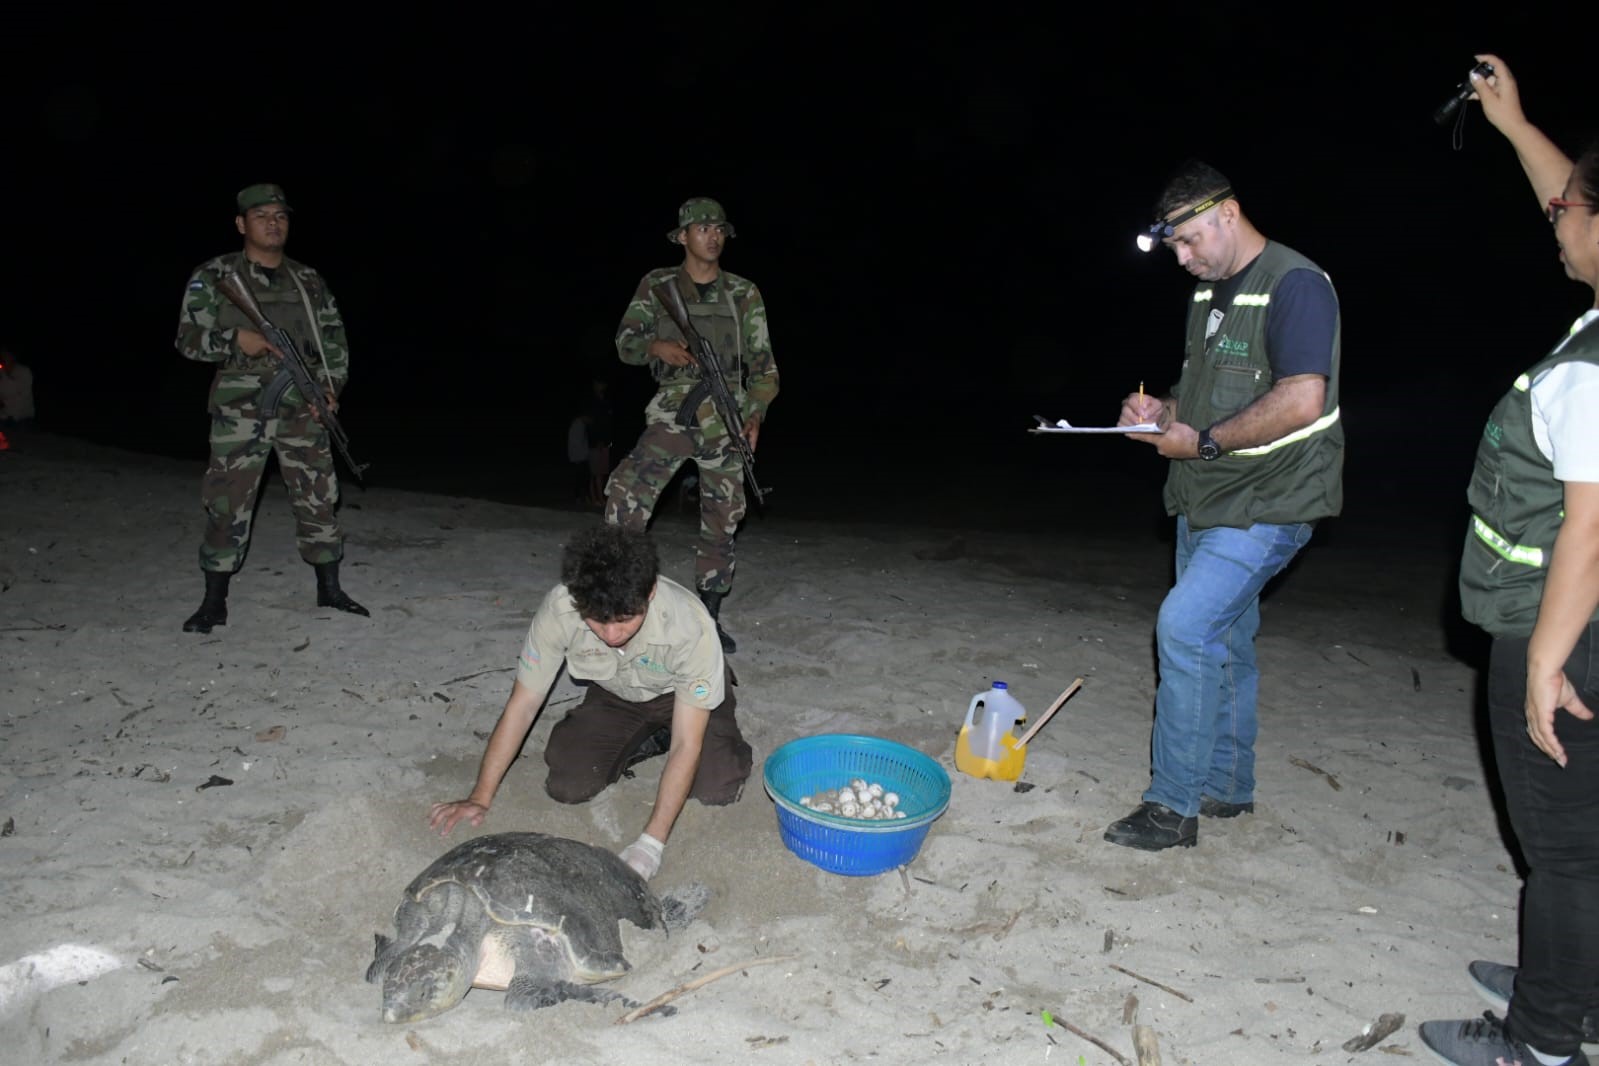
[{"xmin": 1029, "ymin": 415, "xmax": 1162, "ymax": 434}]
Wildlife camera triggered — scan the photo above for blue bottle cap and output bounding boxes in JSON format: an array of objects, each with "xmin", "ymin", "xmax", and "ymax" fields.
[{"xmin": 993, "ymin": 681, "xmax": 1008, "ymax": 690}]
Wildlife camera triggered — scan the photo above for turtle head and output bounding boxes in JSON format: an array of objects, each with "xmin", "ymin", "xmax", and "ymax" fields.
[{"xmin": 380, "ymin": 943, "xmax": 472, "ymax": 1023}]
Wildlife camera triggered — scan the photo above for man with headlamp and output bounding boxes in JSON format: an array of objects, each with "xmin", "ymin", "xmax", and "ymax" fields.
[{"xmin": 1104, "ymin": 159, "xmax": 1345, "ymax": 852}]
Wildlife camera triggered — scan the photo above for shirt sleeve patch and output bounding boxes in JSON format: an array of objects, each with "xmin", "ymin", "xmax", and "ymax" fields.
[{"xmin": 692, "ymin": 680, "xmax": 711, "ymax": 702}]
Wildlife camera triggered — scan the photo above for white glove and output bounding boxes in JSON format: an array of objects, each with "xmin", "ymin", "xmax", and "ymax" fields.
[{"xmin": 619, "ymin": 833, "xmax": 664, "ymax": 880}]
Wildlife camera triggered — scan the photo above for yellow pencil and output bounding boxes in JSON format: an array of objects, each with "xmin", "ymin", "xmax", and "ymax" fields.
[{"xmin": 1139, "ymin": 381, "xmax": 1144, "ymax": 401}]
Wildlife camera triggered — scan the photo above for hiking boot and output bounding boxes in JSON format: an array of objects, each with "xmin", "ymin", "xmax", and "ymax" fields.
[
  {"xmin": 1419, "ymin": 1011, "xmax": 1590, "ymax": 1065},
  {"xmin": 314, "ymin": 560, "xmax": 370, "ymax": 617},
  {"xmin": 1198, "ymin": 795, "xmax": 1255, "ymax": 818},
  {"xmin": 697, "ymin": 588, "xmax": 736, "ymax": 654},
  {"xmin": 1468, "ymin": 960, "xmax": 1599, "ymax": 1053},
  {"xmin": 1103, "ymin": 802, "xmax": 1197, "ymax": 851},
  {"xmin": 182, "ymin": 570, "xmax": 231, "ymax": 633}
]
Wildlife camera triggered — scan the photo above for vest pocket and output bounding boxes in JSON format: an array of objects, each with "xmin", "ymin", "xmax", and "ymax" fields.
[{"xmin": 1208, "ymin": 364, "xmax": 1262, "ymax": 415}]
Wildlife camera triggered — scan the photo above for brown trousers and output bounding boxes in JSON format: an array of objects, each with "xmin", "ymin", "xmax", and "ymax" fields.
[{"xmin": 543, "ymin": 665, "xmax": 751, "ymax": 806}]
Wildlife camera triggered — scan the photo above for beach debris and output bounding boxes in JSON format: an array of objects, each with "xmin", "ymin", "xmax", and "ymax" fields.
[
  {"xmin": 195, "ymin": 775, "xmax": 233, "ymax": 792},
  {"xmin": 1288, "ymin": 755, "xmax": 1342, "ymax": 791},
  {"xmin": 1122, "ymin": 992, "xmax": 1138, "ymax": 1023},
  {"xmin": 136, "ymin": 957, "xmax": 163, "ymax": 972},
  {"xmin": 615, "ymin": 954, "xmax": 795, "ymax": 1025},
  {"xmin": 441, "ymin": 666, "xmax": 513, "ymax": 687},
  {"xmin": 1132, "ymin": 1024, "xmax": 1163, "ymax": 1065},
  {"xmin": 1109, "ymin": 964, "xmax": 1193, "ymax": 1004},
  {"xmin": 254, "ymin": 726, "xmax": 286, "ymax": 743},
  {"xmin": 131, "ymin": 765, "xmax": 170, "ymax": 783},
  {"xmin": 1341, "ymin": 1011, "xmax": 1404, "ymax": 1052},
  {"xmin": 1103, "ymin": 929, "xmax": 1116, "ymax": 953},
  {"xmin": 898, "ymin": 867, "xmax": 914, "ymax": 898},
  {"xmin": 800, "ymin": 779, "xmax": 905, "ymax": 820},
  {"xmin": 292, "ymin": 639, "xmax": 310, "ymax": 652},
  {"xmin": 1, "ymin": 818, "xmax": 13, "ymax": 838},
  {"xmin": 745, "ymin": 1035, "xmax": 788, "ymax": 1049},
  {"xmin": 1411, "ymin": 667, "xmax": 1422, "ymax": 691},
  {"xmin": 1046, "ymin": 1010, "xmax": 1131, "ymax": 1065},
  {"xmin": 1387, "ymin": 830, "xmax": 1406, "ymax": 845},
  {"xmin": 1013, "ymin": 781, "xmax": 1036, "ymax": 794}
]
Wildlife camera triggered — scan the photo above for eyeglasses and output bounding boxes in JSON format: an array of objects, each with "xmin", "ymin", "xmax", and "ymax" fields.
[{"xmin": 1547, "ymin": 197, "xmax": 1596, "ymax": 224}]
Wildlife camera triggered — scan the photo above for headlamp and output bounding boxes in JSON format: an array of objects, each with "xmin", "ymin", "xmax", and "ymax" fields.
[{"xmin": 1135, "ymin": 187, "xmax": 1234, "ymax": 252}]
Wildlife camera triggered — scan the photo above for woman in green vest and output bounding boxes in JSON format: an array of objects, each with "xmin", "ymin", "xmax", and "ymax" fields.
[{"xmin": 1418, "ymin": 55, "xmax": 1599, "ymax": 1066}]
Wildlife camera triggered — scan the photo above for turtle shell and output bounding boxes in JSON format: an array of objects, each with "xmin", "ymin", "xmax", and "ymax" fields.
[{"xmin": 404, "ymin": 831, "xmax": 665, "ymax": 981}]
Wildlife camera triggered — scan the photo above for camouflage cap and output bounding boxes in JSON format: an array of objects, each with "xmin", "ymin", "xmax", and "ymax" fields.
[
  {"xmin": 666, "ymin": 197, "xmax": 736, "ymax": 243},
  {"xmin": 236, "ymin": 183, "xmax": 293, "ymax": 213}
]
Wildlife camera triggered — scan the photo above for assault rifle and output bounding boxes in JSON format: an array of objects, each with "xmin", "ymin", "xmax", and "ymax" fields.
[
  {"xmin": 649, "ymin": 280, "xmax": 766, "ymax": 506},
  {"xmin": 216, "ymin": 268, "xmax": 369, "ymax": 481}
]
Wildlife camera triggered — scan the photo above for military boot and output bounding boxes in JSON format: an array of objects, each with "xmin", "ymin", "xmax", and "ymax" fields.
[
  {"xmin": 697, "ymin": 588, "xmax": 736, "ymax": 654},
  {"xmin": 182, "ymin": 570, "xmax": 231, "ymax": 634},
  {"xmin": 314, "ymin": 560, "xmax": 370, "ymax": 617}
]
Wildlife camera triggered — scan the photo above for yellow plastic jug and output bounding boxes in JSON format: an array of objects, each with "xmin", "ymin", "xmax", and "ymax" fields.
[{"xmin": 955, "ymin": 682, "xmax": 1028, "ymax": 781}]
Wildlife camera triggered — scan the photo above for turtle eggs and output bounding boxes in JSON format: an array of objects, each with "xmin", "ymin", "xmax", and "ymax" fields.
[{"xmin": 799, "ymin": 780, "xmax": 908, "ymax": 821}]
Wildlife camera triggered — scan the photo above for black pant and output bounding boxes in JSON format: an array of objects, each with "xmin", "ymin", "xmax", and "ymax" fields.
[
  {"xmin": 1490, "ymin": 623, "xmax": 1599, "ymax": 1056},
  {"xmin": 542, "ymin": 665, "xmax": 751, "ymax": 806}
]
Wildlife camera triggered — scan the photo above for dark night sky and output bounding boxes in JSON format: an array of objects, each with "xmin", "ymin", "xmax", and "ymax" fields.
[{"xmin": 3, "ymin": 10, "xmax": 1595, "ymax": 532}]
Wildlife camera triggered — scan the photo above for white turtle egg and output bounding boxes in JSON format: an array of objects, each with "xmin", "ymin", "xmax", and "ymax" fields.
[
  {"xmin": 800, "ymin": 796, "xmax": 813, "ymax": 807},
  {"xmin": 851, "ymin": 778, "xmax": 868, "ymax": 792},
  {"xmin": 884, "ymin": 792, "xmax": 900, "ymax": 808},
  {"xmin": 836, "ymin": 787, "xmax": 858, "ymax": 806},
  {"xmin": 868, "ymin": 783, "xmax": 884, "ymax": 799},
  {"xmin": 841, "ymin": 801, "xmax": 860, "ymax": 818},
  {"xmin": 895, "ymin": 810, "xmax": 907, "ymax": 819}
]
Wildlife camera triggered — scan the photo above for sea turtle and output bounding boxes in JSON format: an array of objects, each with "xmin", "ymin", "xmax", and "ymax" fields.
[{"xmin": 366, "ymin": 831, "xmax": 707, "ymax": 1023}]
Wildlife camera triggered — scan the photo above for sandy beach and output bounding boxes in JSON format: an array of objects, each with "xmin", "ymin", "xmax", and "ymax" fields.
[{"xmin": 0, "ymin": 431, "xmax": 1519, "ymax": 1065}]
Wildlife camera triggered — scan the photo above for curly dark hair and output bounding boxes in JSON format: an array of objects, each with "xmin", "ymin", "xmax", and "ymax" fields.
[
  {"xmin": 1154, "ymin": 159, "xmax": 1234, "ymax": 220},
  {"xmin": 561, "ymin": 525, "xmax": 659, "ymax": 622}
]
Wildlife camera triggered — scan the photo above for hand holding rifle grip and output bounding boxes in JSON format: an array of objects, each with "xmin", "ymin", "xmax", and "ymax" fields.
[
  {"xmin": 215, "ymin": 268, "xmax": 369, "ymax": 481},
  {"xmin": 649, "ymin": 281, "xmax": 766, "ymax": 506}
]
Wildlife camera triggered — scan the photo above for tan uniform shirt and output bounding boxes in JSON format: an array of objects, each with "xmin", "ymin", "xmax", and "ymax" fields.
[{"xmin": 515, "ymin": 576, "xmax": 725, "ymax": 708}]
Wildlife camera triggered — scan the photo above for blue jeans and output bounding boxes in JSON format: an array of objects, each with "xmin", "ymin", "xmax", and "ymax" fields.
[
  {"xmin": 1144, "ymin": 516, "xmax": 1314, "ymax": 816},
  {"xmin": 1490, "ymin": 624, "xmax": 1599, "ymax": 1057}
]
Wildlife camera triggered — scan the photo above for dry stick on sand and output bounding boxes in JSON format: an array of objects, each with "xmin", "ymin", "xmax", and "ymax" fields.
[
  {"xmin": 1014, "ymin": 678, "xmax": 1085, "ymax": 747},
  {"xmin": 1053, "ymin": 1017, "xmax": 1131, "ymax": 1066},
  {"xmin": 1109, "ymin": 964, "xmax": 1194, "ymax": 1003},
  {"xmin": 614, "ymin": 955, "xmax": 797, "ymax": 1025},
  {"xmin": 1132, "ymin": 1024, "xmax": 1164, "ymax": 1066}
]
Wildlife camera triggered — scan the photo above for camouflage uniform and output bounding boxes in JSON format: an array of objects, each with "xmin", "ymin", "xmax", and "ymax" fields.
[
  {"xmin": 176, "ymin": 218, "xmax": 350, "ymax": 575},
  {"xmin": 604, "ymin": 201, "xmax": 779, "ymax": 601}
]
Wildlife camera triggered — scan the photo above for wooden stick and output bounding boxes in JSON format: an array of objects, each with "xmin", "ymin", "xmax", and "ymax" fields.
[
  {"xmin": 1109, "ymin": 964, "xmax": 1194, "ymax": 1003},
  {"xmin": 1015, "ymin": 678, "xmax": 1084, "ymax": 747},
  {"xmin": 1056, "ymin": 1017, "xmax": 1131, "ymax": 1066},
  {"xmin": 613, "ymin": 954, "xmax": 796, "ymax": 1024},
  {"xmin": 1132, "ymin": 1024, "xmax": 1163, "ymax": 1065}
]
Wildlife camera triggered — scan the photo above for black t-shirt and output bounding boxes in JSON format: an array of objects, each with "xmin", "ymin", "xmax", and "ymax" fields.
[{"xmin": 1212, "ymin": 260, "xmax": 1337, "ymax": 379}]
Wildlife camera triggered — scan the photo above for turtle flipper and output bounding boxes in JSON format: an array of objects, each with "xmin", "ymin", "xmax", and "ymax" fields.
[
  {"xmin": 503, "ymin": 978, "xmax": 670, "ymax": 1015},
  {"xmin": 365, "ymin": 933, "xmax": 394, "ymax": 984}
]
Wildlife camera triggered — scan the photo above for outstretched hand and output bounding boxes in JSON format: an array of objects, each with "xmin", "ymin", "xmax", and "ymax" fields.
[
  {"xmin": 1469, "ymin": 53, "xmax": 1525, "ymax": 133},
  {"xmin": 428, "ymin": 799, "xmax": 488, "ymax": 836}
]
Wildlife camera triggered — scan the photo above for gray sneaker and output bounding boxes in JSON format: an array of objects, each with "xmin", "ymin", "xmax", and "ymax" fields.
[
  {"xmin": 1467, "ymin": 959, "xmax": 1599, "ymax": 1053},
  {"xmin": 1419, "ymin": 1012, "xmax": 1590, "ymax": 1065}
]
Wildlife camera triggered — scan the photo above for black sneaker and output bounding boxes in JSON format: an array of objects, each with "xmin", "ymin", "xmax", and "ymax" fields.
[
  {"xmin": 1103, "ymin": 802, "xmax": 1197, "ymax": 851},
  {"xmin": 1468, "ymin": 960, "xmax": 1599, "ymax": 1053},
  {"xmin": 1419, "ymin": 1011, "xmax": 1590, "ymax": 1065},
  {"xmin": 1198, "ymin": 795, "xmax": 1255, "ymax": 818}
]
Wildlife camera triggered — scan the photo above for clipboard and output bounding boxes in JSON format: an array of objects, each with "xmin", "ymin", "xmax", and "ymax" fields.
[{"xmin": 1029, "ymin": 415, "xmax": 1163, "ymax": 435}]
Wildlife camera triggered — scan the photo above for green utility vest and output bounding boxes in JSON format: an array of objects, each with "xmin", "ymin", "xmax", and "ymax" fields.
[
  {"xmin": 649, "ymin": 270, "xmax": 747, "ymax": 433},
  {"xmin": 210, "ymin": 254, "xmax": 324, "ymax": 410},
  {"xmin": 1163, "ymin": 241, "xmax": 1344, "ymax": 530},
  {"xmin": 1459, "ymin": 314, "xmax": 1599, "ymax": 638}
]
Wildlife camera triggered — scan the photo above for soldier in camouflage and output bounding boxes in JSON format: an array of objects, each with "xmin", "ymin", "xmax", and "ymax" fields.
[
  {"xmin": 174, "ymin": 183, "xmax": 368, "ymax": 634},
  {"xmin": 604, "ymin": 198, "xmax": 779, "ymax": 653}
]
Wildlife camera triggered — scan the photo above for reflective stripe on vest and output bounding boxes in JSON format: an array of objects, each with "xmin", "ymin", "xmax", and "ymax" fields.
[
  {"xmin": 1233, "ymin": 293, "xmax": 1270, "ymax": 307},
  {"xmin": 1193, "ymin": 288, "xmax": 1214, "ymax": 303},
  {"xmin": 1229, "ymin": 406, "xmax": 1342, "ymax": 457},
  {"xmin": 1471, "ymin": 515, "xmax": 1546, "ymax": 567}
]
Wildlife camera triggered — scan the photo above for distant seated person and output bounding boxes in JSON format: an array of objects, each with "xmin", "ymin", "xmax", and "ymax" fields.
[
  {"xmin": 0, "ymin": 347, "xmax": 35, "ymax": 428},
  {"xmin": 428, "ymin": 525, "xmax": 753, "ymax": 881}
]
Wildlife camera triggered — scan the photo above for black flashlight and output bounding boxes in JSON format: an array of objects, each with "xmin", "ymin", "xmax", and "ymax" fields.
[{"xmin": 1433, "ymin": 61, "xmax": 1494, "ymax": 126}]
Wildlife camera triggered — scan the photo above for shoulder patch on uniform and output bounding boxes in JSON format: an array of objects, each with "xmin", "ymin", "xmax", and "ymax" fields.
[
  {"xmin": 692, "ymin": 680, "xmax": 711, "ymax": 701},
  {"xmin": 188, "ymin": 279, "xmax": 206, "ymax": 290}
]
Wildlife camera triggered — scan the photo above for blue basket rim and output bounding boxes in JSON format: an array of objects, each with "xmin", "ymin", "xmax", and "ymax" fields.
[{"xmin": 762, "ymin": 733, "xmax": 951, "ymax": 832}]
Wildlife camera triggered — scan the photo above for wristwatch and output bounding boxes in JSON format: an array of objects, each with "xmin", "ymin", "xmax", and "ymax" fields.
[{"xmin": 1197, "ymin": 426, "xmax": 1222, "ymax": 461}]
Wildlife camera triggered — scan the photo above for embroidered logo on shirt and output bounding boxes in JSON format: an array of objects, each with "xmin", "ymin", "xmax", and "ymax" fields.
[{"xmin": 692, "ymin": 680, "xmax": 710, "ymax": 701}]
